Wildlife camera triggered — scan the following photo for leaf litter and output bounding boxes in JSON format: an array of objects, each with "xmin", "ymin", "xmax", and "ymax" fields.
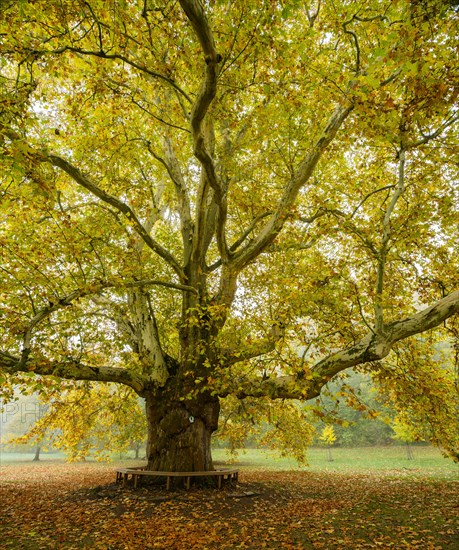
[{"xmin": 0, "ymin": 462, "xmax": 457, "ymax": 549}]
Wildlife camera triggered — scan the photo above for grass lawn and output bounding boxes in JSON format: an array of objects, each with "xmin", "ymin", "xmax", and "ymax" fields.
[
  {"xmin": 0, "ymin": 451, "xmax": 66, "ymax": 464},
  {"xmin": 212, "ymin": 445, "xmax": 459, "ymax": 477},
  {"xmin": 2, "ymin": 445, "xmax": 456, "ymax": 475}
]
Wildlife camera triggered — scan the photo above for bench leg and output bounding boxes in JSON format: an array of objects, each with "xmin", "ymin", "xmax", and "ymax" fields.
[
  {"xmin": 185, "ymin": 476, "xmax": 191, "ymax": 490},
  {"xmin": 218, "ymin": 476, "xmax": 222, "ymax": 489},
  {"xmin": 134, "ymin": 474, "xmax": 138, "ymax": 489}
]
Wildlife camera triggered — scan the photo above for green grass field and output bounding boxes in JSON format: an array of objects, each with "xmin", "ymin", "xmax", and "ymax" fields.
[
  {"xmin": 0, "ymin": 451, "xmax": 66, "ymax": 464},
  {"xmin": 3, "ymin": 445, "xmax": 456, "ymax": 479},
  {"xmin": 212, "ymin": 445, "xmax": 459, "ymax": 477}
]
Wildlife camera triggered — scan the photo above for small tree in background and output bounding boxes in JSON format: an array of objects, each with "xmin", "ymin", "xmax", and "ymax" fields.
[
  {"xmin": 3, "ymin": 384, "xmax": 147, "ymax": 462},
  {"xmin": 1, "ymin": 393, "xmax": 53, "ymax": 460},
  {"xmin": 391, "ymin": 416, "xmax": 420, "ymax": 460},
  {"xmin": 320, "ymin": 425, "xmax": 337, "ymax": 462}
]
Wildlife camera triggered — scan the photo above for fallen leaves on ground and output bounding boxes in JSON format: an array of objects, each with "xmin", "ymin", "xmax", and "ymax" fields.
[{"xmin": 0, "ymin": 462, "xmax": 458, "ymax": 549}]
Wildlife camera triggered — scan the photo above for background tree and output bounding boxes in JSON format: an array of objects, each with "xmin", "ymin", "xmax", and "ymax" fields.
[
  {"xmin": 23, "ymin": 383, "xmax": 147, "ymax": 461},
  {"xmin": 1, "ymin": 0, "xmax": 458, "ymax": 472},
  {"xmin": 2, "ymin": 384, "xmax": 146, "ymax": 461},
  {"xmin": 1, "ymin": 392, "xmax": 52, "ymax": 459},
  {"xmin": 391, "ymin": 416, "xmax": 419, "ymax": 460},
  {"xmin": 214, "ymin": 394, "xmax": 316, "ymax": 463},
  {"xmin": 309, "ymin": 371, "xmax": 393, "ymax": 447},
  {"xmin": 319, "ymin": 425, "xmax": 337, "ymax": 462}
]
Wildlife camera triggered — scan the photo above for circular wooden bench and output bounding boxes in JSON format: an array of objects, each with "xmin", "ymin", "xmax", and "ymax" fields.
[{"xmin": 115, "ymin": 467, "xmax": 239, "ymax": 490}]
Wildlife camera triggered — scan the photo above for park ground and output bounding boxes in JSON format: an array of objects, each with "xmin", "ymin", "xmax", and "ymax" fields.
[{"xmin": 0, "ymin": 447, "xmax": 458, "ymax": 549}]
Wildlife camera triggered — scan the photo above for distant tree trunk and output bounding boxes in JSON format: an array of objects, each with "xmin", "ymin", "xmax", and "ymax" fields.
[
  {"xmin": 33, "ymin": 445, "xmax": 41, "ymax": 461},
  {"xmin": 326, "ymin": 448, "xmax": 334, "ymax": 462},
  {"xmin": 145, "ymin": 390, "xmax": 220, "ymax": 472},
  {"xmin": 405, "ymin": 443, "xmax": 414, "ymax": 460},
  {"xmin": 134, "ymin": 442, "xmax": 140, "ymax": 460}
]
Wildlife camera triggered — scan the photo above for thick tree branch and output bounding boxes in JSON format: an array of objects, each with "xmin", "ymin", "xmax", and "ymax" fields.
[
  {"xmin": 4, "ymin": 274, "xmax": 195, "ymax": 391},
  {"xmin": 221, "ymin": 290, "xmax": 459, "ymax": 400},
  {"xmin": 153, "ymin": 137, "xmax": 194, "ymax": 264},
  {"xmin": 15, "ymin": 278, "xmax": 196, "ymax": 371},
  {"xmin": 213, "ymin": 265, "xmax": 239, "ymax": 325},
  {"xmin": 38, "ymin": 45, "xmax": 192, "ymax": 103},
  {"xmin": 48, "ymin": 154, "xmax": 184, "ymax": 281},
  {"xmin": 222, "ymin": 323, "xmax": 285, "ymax": 367},
  {"xmin": 375, "ymin": 149, "xmax": 406, "ymax": 332},
  {"xmin": 343, "ymin": 17, "xmax": 361, "ymax": 74},
  {"xmin": 229, "ymin": 212, "xmax": 273, "ymax": 252},
  {"xmin": 179, "ymin": 0, "xmax": 229, "ymax": 264},
  {"xmin": 0, "ymin": 351, "xmax": 146, "ymax": 394},
  {"xmin": 208, "ymin": 212, "xmax": 272, "ymax": 272},
  {"xmin": 179, "ymin": 0, "xmax": 221, "ymax": 199},
  {"xmin": 386, "ymin": 291, "xmax": 459, "ymax": 342},
  {"xmin": 232, "ymin": 102, "xmax": 354, "ymax": 269},
  {"xmin": 127, "ymin": 289, "xmax": 169, "ymax": 385},
  {"xmin": 178, "ymin": 0, "xmax": 218, "ymax": 61}
]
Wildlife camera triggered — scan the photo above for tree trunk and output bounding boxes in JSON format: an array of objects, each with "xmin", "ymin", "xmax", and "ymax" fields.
[
  {"xmin": 145, "ymin": 391, "xmax": 220, "ymax": 472},
  {"xmin": 405, "ymin": 443, "xmax": 414, "ymax": 460},
  {"xmin": 33, "ymin": 445, "xmax": 41, "ymax": 461}
]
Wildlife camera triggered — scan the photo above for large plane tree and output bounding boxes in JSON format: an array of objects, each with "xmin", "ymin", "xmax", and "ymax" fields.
[{"xmin": 1, "ymin": 0, "xmax": 458, "ymax": 471}]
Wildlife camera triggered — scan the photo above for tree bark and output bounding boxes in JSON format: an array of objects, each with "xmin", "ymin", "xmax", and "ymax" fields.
[
  {"xmin": 405, "ymin": 443, "xmax": 414, "ymax": 461},
  {"xmin": 144, "ymin": 390, "xmax": 220, "ymax": 472},
  {"xmin": 33, "ymin": 445, "xmax": 41, "ymax": 461}
]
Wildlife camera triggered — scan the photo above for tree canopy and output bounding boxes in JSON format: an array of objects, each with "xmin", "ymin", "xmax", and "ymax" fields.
[{"xmin": 1, "ymin": 0, "xmax": 458, "ymax": 468}]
